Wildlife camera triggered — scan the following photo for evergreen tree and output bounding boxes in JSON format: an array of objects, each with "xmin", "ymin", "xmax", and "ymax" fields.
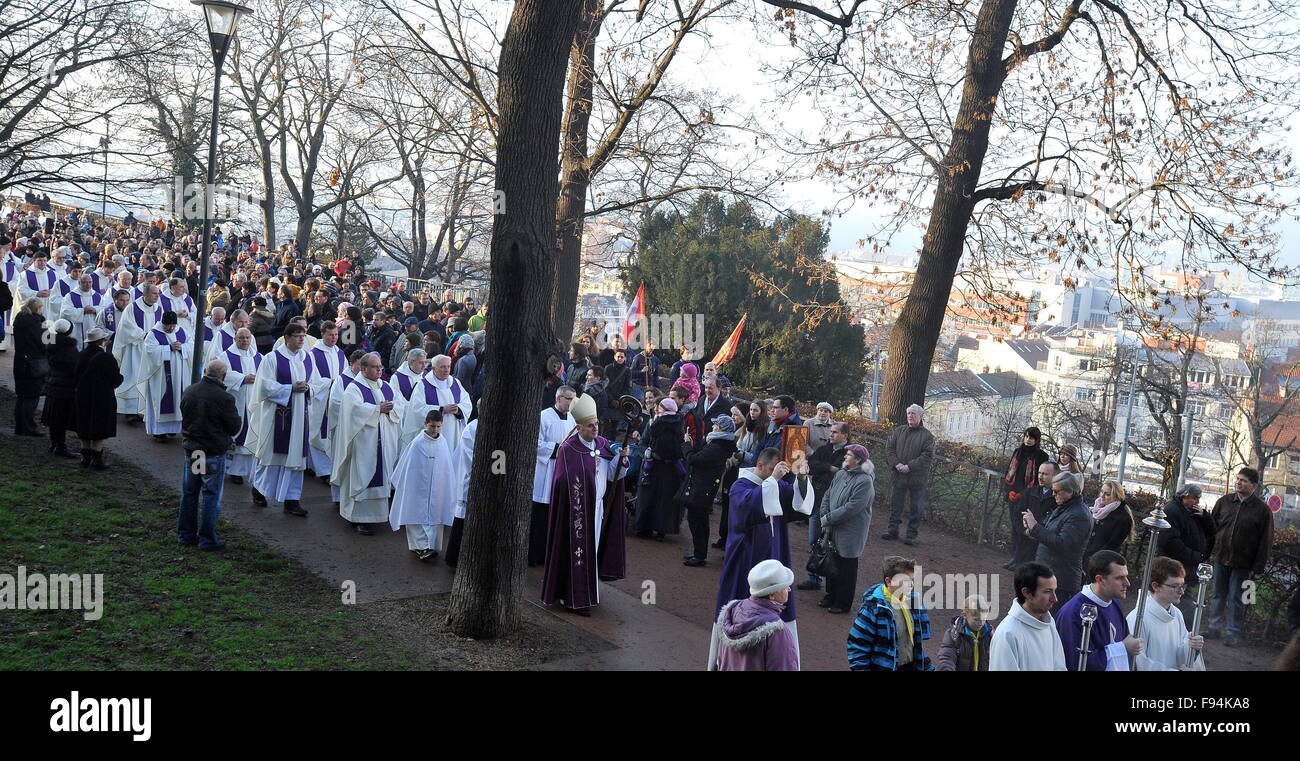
[{"xmin": 622, "ymin": 193, "xmax": 864, "ymax": 406}]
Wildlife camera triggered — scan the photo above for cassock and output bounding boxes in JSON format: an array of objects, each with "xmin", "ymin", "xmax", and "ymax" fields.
[
  {"xmin": 60, "ymin": 287, "xmax": 108, "ymax": 349},
  {"xmin": 326, "ymin": 368, "xmax": 359, "ymax": 503},
  {"xmin": 1058, "ymin": 587, "xmax": 1132, "ymax": 671},
  {"xmin": 250, "ymin": 343, "xmax": 316, "ymax": 503},
  {"xmin": 540, "ymin": 433, "xmax": 629, "ymax": 611},
  {"xmin": 202, "ymin": 319, "xmax": 237, "ymax": 364},
  {"xmin": 113, "ymin": 297, "xmax": 163, "ymax": 415},
  {"xmin": 397, "ymin": 375, "xmax": 471, "ymax": 454},
  {"xmin": 707, "ymin": 468, "xmax": 813, "ymax": 670},
  {"xmin": 140, "ymin": 326, "xmax": 191, "ymax": 435},
  {"xmin": 388, "ymin": 429, "xmax": 458, "ymax": 550},
  {"xmin": 221, "ymin": 346, "xmax": 264, "ymax": 478},
  {"xmin": 331, "ymin": 375, "xmax": 400, "ymax": 523},
  {"xmin": 17, "ymin": 265, "xmax": 58, "ymax": 316},
  {"xmin": 161, "ymin": 290, "xmax": 196, "ymax": 335},
  {"xmin": 530, "ymin": 405, "xmax": 576, "ymax": 566},
  {"xmin": 306, "ymin": 341, "xmax": 348, "ymax": 477}
]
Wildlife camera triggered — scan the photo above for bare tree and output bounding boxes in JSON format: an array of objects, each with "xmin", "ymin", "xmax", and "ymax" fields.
[{"xmin": 1216, "ymin": 319, "xmax": 1300, "ymax": 482}]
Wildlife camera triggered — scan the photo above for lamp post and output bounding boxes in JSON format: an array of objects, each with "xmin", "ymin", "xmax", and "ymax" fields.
[{"xmin": 190, "ymin": 0, "xmax": 251, "ymax": 382}]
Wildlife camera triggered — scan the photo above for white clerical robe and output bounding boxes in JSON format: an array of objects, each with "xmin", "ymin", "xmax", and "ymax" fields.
[
  {"xmin": 456, "ymin": 418, "xmax": 478, "ymax": 520},
  {"xmin": 326, "ymin": 369, "xmax": 358, "ymax": 501},
  {"xmin": 396, "ymin": 375, "xmax": 472, "ymax": 454},
  {"xmin": 1, "ymin": 252, "xmax": 22, "ymax": 351},
  {"xmin": 222, "ymin": 346, "xmax": 264, "ymax": 478},
  {"xmin": 272, "ymin": 333, "xmax": 319, "ymax": 354},
  {"xmin": 113, "ymin": 297, "xmax": 164, "ymax": 415},
  {"xmin": 389, "ymin": 430, "xmax": 458, "ymax": 547},
  {"xmin": 250, "ymin": 344, "xmax": 314, "ymax": 502},
  {"xmin": 141, "ymin": 326, "xmax": 192, "ymax": 435},
  {"xmin": 531, "ymin": 406, "xmax": 576, "ymax": 504},
  {"xmin": 161, "ymin": 290, "xmax": 196, "ymax": 335},
  {"xmin": 17, "ymin": 265, "xmax": 58, "ymax": 316},
  {"xmin": 202, "ymin": 319, "xmax": 237, "ymax": 365},
  {"xmin": 1127, "ymin": 597, "xmax": 1205, "ymax": 672},
  {"xmin": 60, "ymin": 287, "xmax": 108, "ymax": 349},
  {"xmin": 388, "ymin": 364, "xmax": 425, "ymax": 404},
  {"xmin": 89, "ymin": 267, "xmax": 117, "ymax": 294},
  {"xmin": 306, "ymin": 342, "xmax": 348, "ymax": 476},
  {"xmin": 332, "ymin": 376, "xmax": 401, "ymax": 523}
]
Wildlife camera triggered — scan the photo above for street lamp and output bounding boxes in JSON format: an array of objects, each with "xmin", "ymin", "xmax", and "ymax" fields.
[{"xmin": 190, "ymin": 0, "xmax": 251, "ymax": 382}]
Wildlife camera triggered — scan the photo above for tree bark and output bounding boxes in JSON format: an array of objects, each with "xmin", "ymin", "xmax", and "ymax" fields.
[
  {"xmin": 878, "ymin": 0, "xmax": 1018, "ymax": 425},
  {"xmin": 551, "ymin": 0, "xmax": 604, "ymax": 342},
  {"xmin": 446, "ymin": 0, "xmax": 583, "ymax": 639}
]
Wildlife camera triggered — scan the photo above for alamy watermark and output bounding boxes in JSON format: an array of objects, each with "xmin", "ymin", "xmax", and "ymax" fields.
[{"xmin": 0, "ymin": 565, "xmax": 104, "ymax": 621}]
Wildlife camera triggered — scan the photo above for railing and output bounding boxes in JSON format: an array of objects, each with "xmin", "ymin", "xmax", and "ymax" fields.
[{"xmin": 373, "ymin": 272, "xmax": 484, "ymax": 305}]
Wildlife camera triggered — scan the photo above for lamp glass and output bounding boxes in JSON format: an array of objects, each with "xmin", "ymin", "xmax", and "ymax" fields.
[{"xmin": 205, "ymin": 4, "xmax": 238, "ymax": 36}]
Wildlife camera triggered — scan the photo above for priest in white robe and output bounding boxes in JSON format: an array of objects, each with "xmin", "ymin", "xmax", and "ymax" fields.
[
  {"xmin": 305, "ymin": 321, "xmax": 348, "ymax": 483},
  {"xmin": 326, "ymin": 349, "xmax": 366, "ymax": 505},
  {"xmin": 16, "ymin": 254, "xmax": 58, "ymax": 316},
  {"xmin": 445, "ymin": 417, "xmax": 478, "ymax": 568},
  {"xmin": 1, "ymin": 246, "xmax": 23, "ymax": 352},
  {"xmin": 205, "ymin": 308, "xmax": 246, "ymax": 365},
  {"xmin": 389, "ymin": 409, "xmax": 458, "ymax": 559},
  {"xmin": 139, "ymin": 311, "xmax": 192, "ymax": 438},
  {"xmin": 271, "ymin": 316, "xmax": 318, "ymax": 353},
  {"xmin": 249, "ymin": 324, "xmax": 315, "ymax": 515},
  {"xmin": 113, "ymin": 284, "xmax": 164, "ymax": 419},
  {"xmin": 331, "ymin": 352, "xmax": 400, "ymax": 534},
  {"xmin": 60, "ymin": 273, "xmax": 108, "ymax": 349},
  {"xmin": 388, "ymin": 348, "xmax": 428, "ymax": 404},
  {"xmin": 410, "ymin": 354, "xmax": 472, "ymax": 450},
  {"xmin": 530, "ymin": 385, "xmax": 578, "ymax": 566},
  {"xmin": 1126, "ymin": 558, "xmax": 1206, "ymax": 671},
  {"xmin": 89, "ymin": 259, "xmax": 121, "ymax": 294},
  {"xmin": 162, "ymin": 277, "xmax": 196, "ymax": 336},
  {"xmin": 221, "ymin": 328, "xmax": 264, "ymax": 484}
]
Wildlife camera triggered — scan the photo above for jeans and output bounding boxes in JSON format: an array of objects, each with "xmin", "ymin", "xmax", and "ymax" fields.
[
  {"xmin": 1207, "ymin": 563, "xmax": 1251, "ymax": 638},
  {"xmin": 179, "ymin": 453, "xmax": 227, "ymax": 548},
  {"xmin": 888, "ymin": 481, "xmax": 925, "ymax": 539}
]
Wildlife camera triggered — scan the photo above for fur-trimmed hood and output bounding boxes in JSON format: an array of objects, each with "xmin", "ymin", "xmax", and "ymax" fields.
[{"xmin": 717, "ymin": 597, "xmax": 786, "ymax": 652}]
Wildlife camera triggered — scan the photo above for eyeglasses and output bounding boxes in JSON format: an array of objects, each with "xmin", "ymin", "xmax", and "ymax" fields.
[{"xmin": 1160, "ymin": 582, "xmax": 1186, "ymax": 592}]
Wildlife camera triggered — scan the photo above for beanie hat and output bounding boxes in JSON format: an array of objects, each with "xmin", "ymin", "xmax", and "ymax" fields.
[
  {"xmin": 748, "ymin": 559, "xmax": 794, "ymax": 598},
  {"xmin": 845, "ymin": 444, "xmax": 869, "ymax": 463},
  {"xmin": 713, "ymin": 415, "xmax": 736, "ymax": 434},
  {"xmin": 659, "ymin": 398, "xmax": 678, "ymax": 415}
]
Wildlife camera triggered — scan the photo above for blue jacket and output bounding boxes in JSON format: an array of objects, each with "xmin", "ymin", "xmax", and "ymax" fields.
[
  {"xmin": 746, "ymin": 411, "xmax": 803, "ymax": 466},
  {"xmin": 847, "ymin": 583, "xmax": 932, "ymax": 671}
]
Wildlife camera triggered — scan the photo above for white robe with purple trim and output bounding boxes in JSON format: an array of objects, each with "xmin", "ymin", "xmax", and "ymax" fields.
[
  {"xmin": 202, "ymin": 319, "xmax": 236, "ymax": 365},
  {"xmin": 89, "ymin": 267, "xmax": 117, "ymax": 294},
  {"xmin": 250, "ymin": 344, "xmax": 314, "ymax": 502},
  {"xmin": 456, "ymin": 418, "xmax": 478, "ymax": 520},
  {"xmin": 112, "ymin": 297, "xmax": 164, "ymax": 415},
  {"xmin": 141, "ymin": 326, "xmax": 192, "ymax": 435},
  {"xmin": 161, "ymin": 290, "xmax": 196, "ymax": 336},
  {"xmin": 59, "ymin": 287, "xmax": 107, "ymax": 349},
  {"xmin": 17, "ymin": 265, "xmax": 58, "ymax": 316},
  {"xmin": 0, "ymin": 252, "xmax": 20, "ymax": 351},
  {"xmin": 396, "ymin": 374, "xmax": 471, "ymax": 453},
  {"xmin": 331, "ymin": 376, "xmax": 400, "ymax": 523},
  {"xmin": 306, "ymin": 342, "xmax": 347, "ymax": 476},
  {"xmin": 221, "ymin": 346, "xmax": 264, "ymax": 478}
]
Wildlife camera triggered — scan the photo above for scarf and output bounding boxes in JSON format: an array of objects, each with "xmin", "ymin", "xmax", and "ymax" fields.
[
  {"xmin": 705, "ymin": 431, "xmax": 735, "ymax": 442},
  {"xmin": 883, "ymin": 585, "xmax": 915, "ymax": 648},
  {"xmin": 1091, "ymin": 497, "xmax": 1122, "ymax": 521}
]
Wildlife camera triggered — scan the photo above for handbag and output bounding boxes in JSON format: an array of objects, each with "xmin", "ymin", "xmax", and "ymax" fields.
[{"xmin": 806, "ymin": 534, "xmax": 839, "ymax": 579}]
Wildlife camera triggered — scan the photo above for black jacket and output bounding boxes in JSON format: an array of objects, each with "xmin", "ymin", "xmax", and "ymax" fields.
[
  {"xmin": 1083, "ymin": 500, "xmax": 1135, "ymax": 560},
  {"xmin": 680, "ymin": 436, "xmax": 737, "ymax": 509},
  {"xmin": 42, "ymin": 334, "xmax": 80, "ymax": 400},
  {"xmin": 1016, "ymin": 484, "xmax": 1056, "ymax": 523},
  {"xmin": 12, "ymin": 311, "xmax": 47, "ymax": 397},
  {"xmin": 690, "ymin": 393, "xmax": 729, "ymax": 440},
  {"xmin": 644, "ymin": 414, "xmax": 684, "ymax": 464},
  {"xmin": 75, "ymin": 345, "xmax": 123, "ymax": 441},
  {"xmin": 180, "ymin": 375, "xmax": 243, "ymax": 456},
  {"xmin": 1030, "ymin": 493, "xmax": 1092, "ymax": 593},
  {"xmin": 1210, "ymin": 491, "xmax": 1273, "ymax": 573},
  {"xmin": 807, "ymin": 441, "xmax": 847, "ymax": 509},
  {"xmin": 1004, "ymin": 444, "xmax": 1048, "ymax": 500},
  {"xmin": 1158, "ymin": 498, "xmax": 1217, "ymax": 585}
]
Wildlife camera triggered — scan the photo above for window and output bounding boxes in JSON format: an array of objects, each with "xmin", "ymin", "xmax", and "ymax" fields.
[
  {"xmin": 1053, "ymin": 355, "xmax": 1063, "ymax": 370},
  {"xmin": 1189, "ymin": 370, "xmax": 1211, "ymax": 384},
  {"xmin": 1078, "ymin": 359, "xmax": 1098, "ymax": 372},
  {"xmin": 1076, "ymin": 387, "xmax": 1091, "ymax": 402},
  {"xmin": 1188, "ymin": 399, "xmax": 1206, "ymax": 416}
]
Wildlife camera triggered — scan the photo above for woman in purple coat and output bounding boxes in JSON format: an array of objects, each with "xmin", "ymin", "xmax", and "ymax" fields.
[{"xmin": 714, "ymin": 560, "xmax": 800, "ymax": 671}]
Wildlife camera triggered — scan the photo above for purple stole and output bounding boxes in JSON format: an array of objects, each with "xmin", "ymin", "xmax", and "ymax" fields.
[
  {"xmin": 353, "ymin": 381, "xmax": 395, "ymax": 488},
  {"xmin": 57, "ymin": 278, "xmax": 74, "ymax": 297},
  {"xmin": 25, "ymin": 268, "xmax": 55, "ymax": 292},
  {"xmin": 91, "ymin": 270, "xmax": 113, "ymax": 292},
  {"xmin": 310, "ymin": 346, "xmax": 346, "ymax": 438},
  {"xmin": 394, "ymin": 370, "xmax": 419, "ymax": 401},
  {"xmin": 271, "ymin": 350, "xmax": 314, "ymax": 457},
  {"xmin": 419, "ymin": 377, "xmax": 463, "ymax": 406},
  {"xmin": 542, "ymin": 435, "xmax": 625, "ymax": 609},
  {"xmin": 226, "ymin": 350, "xmax": 263, "ymax": 446},
  {"xmin": 133, "ymin": 301, "xmax": 163, "ymax": 330},
  {"xmin": 151, "ymin": 328, "xmax": 188, "ymax": 415},
  {"xmin": 2, "ymin": 256, "xmax": 17, "ymax": 284},
  {"xmin": 205, "ymin": 324, "xmax": 234, "ymax": 353},
  {"xmin": 68, "ymin": 290, "xmax": 104, "ymax": 310}
]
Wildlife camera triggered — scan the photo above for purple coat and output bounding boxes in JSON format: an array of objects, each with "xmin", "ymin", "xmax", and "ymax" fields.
[{"xmin": 715, "ymin": 597, "xmax": 799, "ymax": 671}]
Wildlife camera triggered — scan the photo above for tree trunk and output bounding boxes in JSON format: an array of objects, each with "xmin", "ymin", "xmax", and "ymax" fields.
[
  {"xmin": 446, "ymin": 0, "xmax": 584, "ymax": 639},
  {"xmin": 550, "ymin": 0, "xmax": 603, "ymax": 343},
  {"xmin": 878, "ymin": 0, "xmax": 1017, "ymax": 424},
  {"xmin": 260, "ymin": 153, "xmax": 277, "ymax": 251}
]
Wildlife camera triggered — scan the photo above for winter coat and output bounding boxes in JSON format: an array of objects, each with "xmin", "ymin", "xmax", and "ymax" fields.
[
  {"xmin": 807, "ymin": 441, "xmax": 847, "ymax": 511},
  {"xmin": 1210, "ymin": 491, "xmax": 1273, "ymax": 573},
  {"xmin": 749, "ymin": 411, "xmax": 804, "ymax": 465},
  {"xmin": 1083, "ymin": 500, "xmax": 1135, "ymax": 561},
  {"xmin": 847, "ymin": 583, "xmax": 932, "ymax": 671},
  {"xmin": 886, "ymin": 423, "xmax": 935, "ymax": 487},
  {"xmin": 604, "ymin": 361, "xmax": 631, "ymax": 399},
  {"xmin": 180, "ymin": 375, "xmax": 243, "ymax": 456},
  {"xmin": 249, "ymin": 308, "xmax": 276, "ymax": 353},
  {"xmin": 680, "ymin": 435, "xmax": 737, "ymax": 509},
  {"xmin": 715, "ymin": 597, "xmax": 799, "ymax": 671},
  {"xmin": 12, "ymin": 311, "xmax": 47, "ymax": 398},
  {"xmin": 1158, "ymin": 498, "xmax": 1217, "ymax": 585},
  {"xmin": 1029, "ymin": 493, "xmax": 1092, "ymax": 593},
  {"xmin": 820, "ymin": 461, "xmax": 875, "ymax": 558},
  {"xmin": 643, "ymin": 413, "xmax": 685, "ymax": 465},
  {"xmin": 41, "ymin": 334, "xmax": 80, "ymax": 401},
  {"xmin": 936, "ymin": 616, "xmax": 994, "ymax": 672},
  {"xmin": 1003, "ymin": 444, "xmax": 1048, "ymax": 501},
  {"xmin": 628, "ymin": 351, "xmax": 660, "ymax": 389},
  {"xmin": 74, "ymin": 345, "xmax": 123, "ymax": 440}
]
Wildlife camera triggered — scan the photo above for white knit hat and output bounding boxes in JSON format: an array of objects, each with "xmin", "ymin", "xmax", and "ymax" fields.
[{"xmin": 748, "ymin": 559, "xmax": 794, "ymax": 598}]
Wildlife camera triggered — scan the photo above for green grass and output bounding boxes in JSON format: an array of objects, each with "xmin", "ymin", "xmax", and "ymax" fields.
[{"xmin": 0, "ymin": 434, "xmax": 431, "ymax": 671}]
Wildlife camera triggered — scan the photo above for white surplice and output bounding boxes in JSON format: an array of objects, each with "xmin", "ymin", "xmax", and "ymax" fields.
[
  {"xmin": 113, "ymin": 297, "xmax": 164, "ymax": 415},
  {"xmin": 389, "ymin": 430, "xmax": 459, "ymax": 547},
  {"xmin": 141, "ymin": 326, "xmax": 192, "ymax": 435},
  {"xmin": 331, "ymin": 376, "xmax": 401, "ymax": 523},
  {"xmin": 395, "ymin": 374, "xmax": 472, "ymax": 453},
  {"xmin": 250, "ymin": 343, "xmax": 313, "ymax": 502},
  {"xmin": 221, "ymin": 345, "xmax": 264, "ymax": 478},
  {"xmin": 531, "ymin": 406, "xmax": 576, "ymax": 504}
]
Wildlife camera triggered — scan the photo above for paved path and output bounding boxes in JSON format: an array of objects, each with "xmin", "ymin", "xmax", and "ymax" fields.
[{"xmin": 0, "ymin": 354, "xmax": 1282, "ymax": 670}]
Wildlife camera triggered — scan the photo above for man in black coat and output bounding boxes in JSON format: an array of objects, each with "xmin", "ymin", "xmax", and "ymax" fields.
[
  {"xmin": 1158, "ymin": 483, "xmax": 1217, "ymax": 623},
  {"xmin": 1012, "ymin": 460, "xmax": 1059, "ymax": 567},
  {"xmin": 798, "ymin": 422, "xmax": 850, "ymax": 591},
  {"xmin": 178, "ymin": 358, "xmax": 243, "ymax": 551}
]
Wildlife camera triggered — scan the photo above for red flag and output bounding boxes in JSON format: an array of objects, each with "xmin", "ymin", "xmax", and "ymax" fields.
[
  {"xmin": 622, "ymin": 282, "xmax": 645, "ymax": 344},
  {"xmin": 711, "ymin": 314, "xmax": 747, "ymax": 367}
]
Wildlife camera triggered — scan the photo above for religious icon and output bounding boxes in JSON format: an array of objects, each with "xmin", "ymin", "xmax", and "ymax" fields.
[{"xmin": 780, "ymin": 426, "xmax": 808, "ymax": 468}]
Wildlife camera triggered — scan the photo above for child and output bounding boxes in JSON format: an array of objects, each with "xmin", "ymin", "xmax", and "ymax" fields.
[
  {"xmin": 388, "ymin": 410, "xmax": 458, "ymax": 562},
  {"xmin": 937, "ymin": 595, "xmax": 994, "ymax": 671}
]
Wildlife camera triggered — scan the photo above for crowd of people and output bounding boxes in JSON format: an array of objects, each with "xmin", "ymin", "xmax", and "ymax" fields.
[{"xmin": 3, "ymin": 198, "xmax": 1296, "ymax": 671}]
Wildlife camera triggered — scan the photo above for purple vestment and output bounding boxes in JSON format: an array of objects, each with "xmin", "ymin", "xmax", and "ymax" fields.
[
  {"xmin": 715, "ymin": 476, "xmax": 798, "ymax": 623},
  {"xmin": 540, "ymin": 434, "xmax": 627, "ymax": 610}
]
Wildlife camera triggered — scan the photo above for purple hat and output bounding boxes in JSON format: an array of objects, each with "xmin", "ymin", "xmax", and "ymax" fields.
[
  {"xmin": 659, "ymin": 398, "xmax": 678, "ymax": 414},
  {"xmin": 844, "ymin": 444, "xmax": 869, "ymax": 463}
]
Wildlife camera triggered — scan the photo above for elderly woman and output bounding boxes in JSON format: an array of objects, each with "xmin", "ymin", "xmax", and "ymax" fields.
[
  {"xmin": 714, "ymin": 560, "xmax": 799, "ymax": 671},
  {"xmin": 1024, "ymin": 471, "xmax": 1093, "ymax": 614},
  {"xmin": 75, "ymin": 327, "xmax": 123, "ymax": 470},
  {"xmin": 41, "ymin": 319, "xmax": 81, "ymax": 458},
  {"xmin": 819, "ymin": 444, "xmax": 876, "ymax": 613},
  {"xmin": 12, "ymin": 297, "xmax": 48, "ymax": 436}
]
